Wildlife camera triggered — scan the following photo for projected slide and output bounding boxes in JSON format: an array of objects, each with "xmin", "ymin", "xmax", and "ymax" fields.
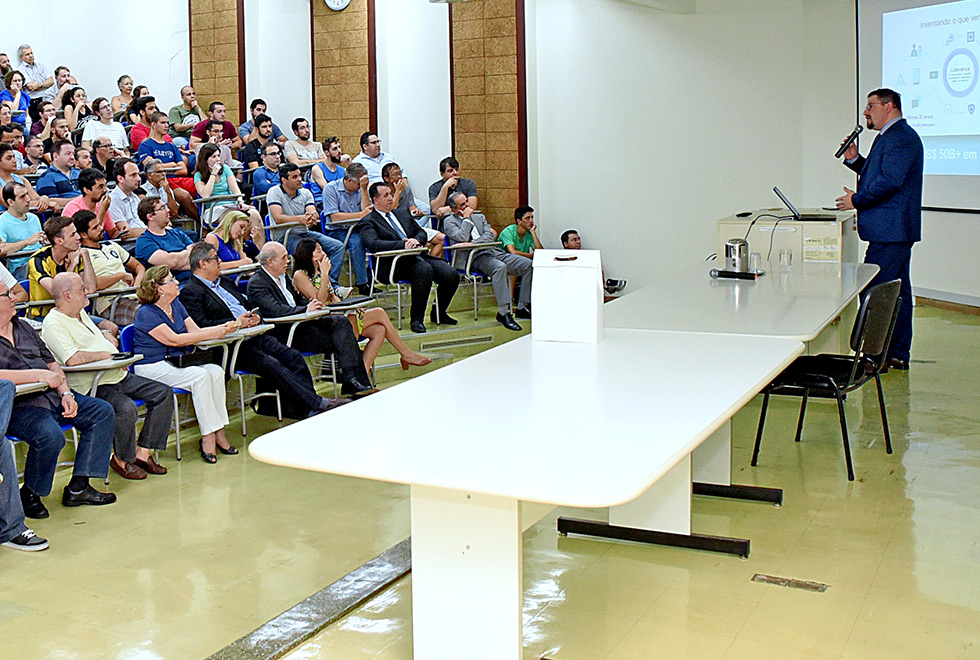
[{"xmin": 883, "ymin": 0, "xmax": 980, "ymax": 175}]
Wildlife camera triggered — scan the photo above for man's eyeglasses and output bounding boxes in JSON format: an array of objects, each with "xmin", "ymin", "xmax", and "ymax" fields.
[{"xmin": 0, "ymin": 289, "xmax": 13, "ymax": 299}]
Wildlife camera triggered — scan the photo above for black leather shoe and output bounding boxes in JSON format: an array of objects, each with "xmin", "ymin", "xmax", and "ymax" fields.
[
  {"xmin": 430, "ymin": 309, "xmax": 458, "ymax": 325},
  {"xmin": 886, "ymin": 357, "xmax": 910, "ymax": 370},
  {"xmin": 62, "ymin": 484, "xmax": 117, "ymax": 507},
  {"xmin": 357, "ymin": 283, "xmax": 383, "ymax": 296},
  {"xmin": 514, "ymin": 306, "xmax": 531, "ymax": 320},
  {"xmin": 410, "ymin": 320, "xmax": 427, "ymax": 334},
  {"xmin": 496, "ymin": 312, "xmax": 523, "ymax": 331},
  {"xmin": 341, "ymin": 378, "xmax": 375, "ymax": 395},
  {"xmin": 217, "ymin": 443, "xmax": 239, "ymax": 455},
  {"xmin": 20, "ymin": 487, "xmax": 49, "ymax": 520},
  {"xmin": 199, "ymin": 440, "xmax": 217, "ymax": 464}
]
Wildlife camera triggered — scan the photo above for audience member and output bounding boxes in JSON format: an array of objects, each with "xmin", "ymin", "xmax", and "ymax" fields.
[
  {"xmin": 107, "ymin": 159, "xmax": 147, "ymax": 238},
  {"xmin": 127, "ymin": 86, "xmax": 149, "ymax": 126},
  {"xmin": 194, "ymin": 143, "xmax": 261, "ymax": 232},
  {"xmin": 308, "ymin": 136, "xmax": 350, "ymax": 202},
  {"xmin": 167, "ymin": 85, "xmax": 205, "ymax": 149},
  {"xmin": 48, "ymin": 66, "xmax": 77, "ymax": 109},
  {"xmin": 0, "ymin": 280, "xmax": 116, "ymax": 519},
  {"xmin": 140, "ymin": 157, "xmax": 197, "ymax": 221},
  {"xmin": 358, "ymin": 182, "xmax": 459, "ymax": 333},
  {"xmin": 90, "ymin": 138, "xmax": 117, "ymax": 179},
  {"xmin": 0, "ymin": 71, "xmax": 29, "ymax": 126},
  {"xmin": 61, "ymin": 87, "xmax": 93, "ymax": 132},
  {"xmin": 428, "ymin": 157, "xmax": 478, "ymax": 219},
  {"xmin": 560, "ymin": 229, "xmax": 581, "ymax": 250},
  {"xmin": 239, "ymin": 114, "xmax": 274, "ymax": 170},
  {"xmin": 23, "ymin": 137, "xmax": 47, "ymax": 175},
  {"xmin": 36, "ymin": 139, "xmax": 81, "ymax": 208},
  {"xmin": 75, "ymin": 210, "xmax": 144, "ymax": 325},
  {"xmin": 250, "ymin": 142, "xmax": 282, "ymax": 196},
  {"xmin": 80, "ymin": 97, "xmax": 129, "ymax": 154},
  {"xmin": 444, "ymin": 192, "xmax": 531, "ymax": 330},
  {"xmin": 41, "ymin": 118, "xmax": 71, "ymax": 156},
  {"xmin": 15, "ymin": 45, "xmax": 52, "ymax": 101},
  {"xmin": 181, "ymin": 242, "xmax": 360, "ymax": 414},
  {"xmin": 384, "ymin": 162, "xmax": 443, "ymax": 256},
  {"xmin": 194, "ymin": 120, "xmax": 239, "ymax": 168},
  {"xmin": 288, "ymin": 239, "xmax": 431, "ymax": 372},
  {"xmin": 284, "ymin": 118, "xmax": 325, "ymax": 167},
  {"xmin": 134, "ymin": 197, "xmax": 193, "ymax": 282},
  {"xmin": 128, "ymin": 95, "xmax": 160, "ymax": 151},
  {"xmin": 352, "ymin": 132, "xmax": 395, "ymax": 183},
  {"xmin": 321, "ymin": 162, "xmax": 372, "ymax": 294},
  {"xmin": 247, "ymin": 242, "xmax": 382, "ymax": 391},
  {"xmin": 0, "ymin": 182, "xmax": 45, "ymax": 277},
  {"xmin": 28, "ymin": 215, "xmax": 99, "ymax": 315},
  {"xmin": 239, "ymin": 99, "xmax": 287, "ymax": 144},
  {"xmin": 0, "ymin": 379, "xmax": 49, "ymax": 551},
  {"xmin": 62, "ymin": 168, "xmax": 127, "ymax": 239},
  {"xmin": 74, "ymin": 147, "xmax": 93, "ymax": 170},
  {"xmin": 110, "ymin": 75, "xmax": 134, "ymax": 116},
  {"xmin": 0, "ymin": 125, "xmax": 26, "ymax": 172},
  {"xmin": 29, "ymin": 101, "xmax": 56, "ymax": 139},
  {"xmin": 0, "ymin": 103, "xmax": 10, "ymax": 127},
  {"xmin": 0, "ymin": 53, "xmax": 11, "ymax": 78},
  {"xmin": 136, "ymin": 112, "xmax": 197, "ymax": 201},
  {"xmin": 267, "ymin": 163, "xmax": 348, "ymax": 294},
  {"xmin": 0, "ymin": 144, "xmax": 51, "ymax": 214},
  {"xmin": 41, "ymin": 272, "xmax": 172, "ymax": 480},
  {"xmin": 188, "ymin": 101, "xmax": 242, "ymax": 151},
  {"xmin": 132, "ymin": 265, "xmax": 237, "ymax": 463},
  {"xmin": 499, "ymin": 204, "xmax": 542, "ymax": 259},
  {"xmin": 203, "ymin": 211, "xmax": 254, "ymax": 270},
  {"xmin": 0, "ymin": 259, "xmax": 28, "ymax": 302}
]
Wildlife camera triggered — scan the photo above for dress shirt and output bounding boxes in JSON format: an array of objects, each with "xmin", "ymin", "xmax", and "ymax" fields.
[
  {"xmin": 194, "ymin": 274, "xmax": 248, "ymax": 318},
  {"xmin": 262, "ymin": 266, "xmax": 296, "ymax": 306}
]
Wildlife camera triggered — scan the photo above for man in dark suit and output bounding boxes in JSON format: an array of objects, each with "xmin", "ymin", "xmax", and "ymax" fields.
[
  {"xmin": 179, "ymin": 243, "xmax": 363, "ymax": 419},
  {"xmin": 246, "ymin": 241, "xmax": 373, "ymax": 393},
  {"xmin": 358, "ymin": 182, "xmax": 459, "ymax": 333},
  {"xmin": 836, "ymin": 88, "xmax": 922, "ymax": 370}
]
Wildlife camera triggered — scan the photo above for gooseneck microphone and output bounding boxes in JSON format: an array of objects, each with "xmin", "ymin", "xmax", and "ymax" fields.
[{"xmin": 835, "ymin": 125, "xmax": 863, "ymax": 159}]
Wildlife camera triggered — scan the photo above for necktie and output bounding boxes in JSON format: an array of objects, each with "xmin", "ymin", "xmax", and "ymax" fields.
[{"xmin": 387, "ymin": 213, "xmax": 407, "ymax": 239}]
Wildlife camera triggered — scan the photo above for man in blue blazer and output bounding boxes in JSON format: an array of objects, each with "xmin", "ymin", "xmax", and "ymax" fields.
[{"xmin": 836, "ymin": 88, "xmax": 922, "ymax": 370}]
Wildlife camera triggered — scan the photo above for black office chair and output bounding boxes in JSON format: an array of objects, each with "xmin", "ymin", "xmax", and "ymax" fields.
[{"xmin": 751, "ymin": 279, "xmax": 902, "ymax": 481}]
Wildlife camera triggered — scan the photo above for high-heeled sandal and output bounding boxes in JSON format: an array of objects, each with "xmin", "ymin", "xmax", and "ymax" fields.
[
  {"xmin": 199, "ymin": 440, "xmax": 217, "ymax": 464},
  {"xmin": 217, "ymin": 443, "xmax": 239, "ymax": 455}
]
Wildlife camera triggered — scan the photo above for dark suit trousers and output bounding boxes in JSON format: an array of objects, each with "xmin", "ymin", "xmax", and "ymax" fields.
[
  {"xmin": 865, "ymin": 242, "xmax": 913, "ymax": 361},
  {"xmin": 288, "ymin": 316, "xmax": 371, "ymax": 385},
  {"xmin": 234, "ymin": 335, "xmax": 320, "ymax": 414},
  {"xmin": 391, "ymin": 254, "xmax": 459, "ymax": 323}
]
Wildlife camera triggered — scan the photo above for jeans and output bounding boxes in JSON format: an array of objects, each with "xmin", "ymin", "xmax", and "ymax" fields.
[
  {"xmin": 0, "ymin": 380, "xmax": 28, "ymax": 543},
  {"xmin": 6, "ymin": 393, "xmax": 114, "ymax": 497},
  {"xmin": 325, "ymin": 227, "xmax": 368, "ymax": 285},
  {"xmin": 285, "ymin": 230, "xmax": 345, "ymax": 286}
]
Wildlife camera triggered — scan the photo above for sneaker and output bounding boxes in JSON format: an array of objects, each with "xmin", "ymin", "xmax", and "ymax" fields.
[
  {"xmin": 2, "ymin": 529, "xmax": 49, "ymax": 552},
  {"xmin": 334, "ymin": 286, "xmax": 354, "ymax": 299}
]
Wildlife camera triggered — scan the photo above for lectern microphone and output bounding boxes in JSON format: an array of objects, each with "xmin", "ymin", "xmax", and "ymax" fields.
[{"xmin": 835, "ymin": 125, "xmax": 863, "ymax": 159}]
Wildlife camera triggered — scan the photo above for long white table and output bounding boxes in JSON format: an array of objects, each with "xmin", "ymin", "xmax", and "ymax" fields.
[
  {"xmin": 598, "ymin": 261, "xmax": 878, "ymax": 508},
  {"xmin": 250, "ymin": 329, "xmax": 802, "ymax": 660}
]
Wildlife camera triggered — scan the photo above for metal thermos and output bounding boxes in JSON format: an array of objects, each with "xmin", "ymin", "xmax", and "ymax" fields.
[{"xmin": 725, "ymin": 238, "xmax": 749, "ymax": 272}]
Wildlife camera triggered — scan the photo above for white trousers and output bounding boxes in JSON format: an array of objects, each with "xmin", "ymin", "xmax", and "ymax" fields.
[{"xmin": 135, "ymin": 361, "xmax": 229, "ymax": 436}]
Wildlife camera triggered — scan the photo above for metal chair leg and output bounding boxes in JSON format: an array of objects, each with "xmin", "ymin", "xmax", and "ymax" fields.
[
  {"xmin": 751, "ymin": 389, "xmax": 771, "ymax": 466},
  {"xmin": 794, "ymin": 389, "xmax": 809, "ymax": 442},
  {"xmin": 835, "ymin": 393, "xmax": 855, "ymax": 481},
  {"xmin": 875, "ymin": 373, "xmax": 892, "ymax": 454},
  {"xmin": 472, "ymin": 278, "xmax": 478, "ymax": 321},
  {"xmin": 172, "ymin": 392, "xmax": 182, "ymax": 461},
  {"xmin": 238, "ymin": 375, "xmax": 247, "ymax": 437}
]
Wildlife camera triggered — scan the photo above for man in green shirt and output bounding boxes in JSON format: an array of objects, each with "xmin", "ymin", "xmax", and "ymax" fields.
[
  {"xmin": 167, "ymin": 86, "xmax": 205, "ymax": 149},
  {"xmin": 498, "ymin": 205, "xmax": 542, "ymax": 258}
]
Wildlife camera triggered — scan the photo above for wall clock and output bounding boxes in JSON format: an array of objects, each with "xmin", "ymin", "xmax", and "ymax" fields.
[{"xmin": 325, "ymin": 0, "xmax": 351, "ymax": 10}]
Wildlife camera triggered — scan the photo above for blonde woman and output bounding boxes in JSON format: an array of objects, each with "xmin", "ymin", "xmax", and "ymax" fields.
[
  {"xmin": 132, "ymin": 266, "xmax": 240, "ymax": 463},
  {"xmin": 204, "ymin": 210, "xmax": 255, "ymax": 270}
]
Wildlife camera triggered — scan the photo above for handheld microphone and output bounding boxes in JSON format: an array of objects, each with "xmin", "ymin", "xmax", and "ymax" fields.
[{"xmin": 834, "ymin": 125, "xmax": 863, "ymax": 159}]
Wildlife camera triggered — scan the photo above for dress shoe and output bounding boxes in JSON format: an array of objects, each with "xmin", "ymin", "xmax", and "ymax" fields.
[
  {"xmin": 357, "ymin": 283, "xmax": 383, "ymax": 296},
  {"xmin": 134, "ymin": 455, "xmax": 168, "ymax": 475},
  {"xmin": 199, "ymin": 440, "xmax": 217, "ymax": 464},
  {"xmin": 20, "ymin": 487, "xmax": 49, "ymax": 520},
  {"xmin": 110, "ymin": 455, "xmax": 147, "ymax": 480},
  {"xmin": 341, "ymin": 378, "xmax": 375, "ymax": 396},
  {"xmin": 324, "ymin": 397, "xmax": 351, "ymax": 411},
  {"xmin": 496, "ymin": 312, "xmax": 523, "ymax": 331},
  {"xmin": 430, "ymin": 308, "xmax": 458, "ymax": 325},
  {"xmin": 410, "ymin": 320, "xmax": 427, "ymax": 334},
  {"xmin": 217, "ymin": 443, "xmax": 239, "ymax": 455},
  {"xmin": 62, "ymin": 484, "xmax": 117, "ymax": 507},
  {"xmin": 886, "ymin": 357, "xmax": 910, "ymax": 370},
  {"xmin": 400, "ymin": 355, "xmax": 433, "ymax": 370},
  {"xmin": 514, "ymin": 306, "xmax": 531, "ymax": 320}
]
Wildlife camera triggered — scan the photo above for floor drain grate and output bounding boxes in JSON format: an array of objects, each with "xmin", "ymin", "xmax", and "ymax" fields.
[{"xmin": 751, "ymin": 573, "xmax": 829, "ymax": 592}]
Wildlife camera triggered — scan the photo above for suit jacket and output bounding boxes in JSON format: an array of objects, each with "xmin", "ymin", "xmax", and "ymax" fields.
[
  {"xmin": 443, "ymin": 211, "xmax": 502, "ymax": 269},
  {"xmin": 357, "ymin": 208, "xmax": 428, "ymax": 280},
  {"xmin": 845, "ymin": 118, "xmax": 923, "ymax": 244},
  {"xmin": 246, "ymin": 267, "xmax": 306, "ymax": 319},
  {"xmin": 179, "ymin": 274, "xmax": 248, "ymax": 328}
]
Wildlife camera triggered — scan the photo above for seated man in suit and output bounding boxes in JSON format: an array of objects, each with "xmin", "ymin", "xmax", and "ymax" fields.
[
  {"xmin": 179, "ymin": 242, "xmax": 368, "ymax": 417},
  {"xmin": 443, "ymin": 192, "xmax": 531, "ymax": 331},
  {"xmin": 246, "ymin": 241, "xmax": 374, "ymax": 395},
  {"xmin": 358, "ymin": 182, "xmax": 459, "ymax": 334}
]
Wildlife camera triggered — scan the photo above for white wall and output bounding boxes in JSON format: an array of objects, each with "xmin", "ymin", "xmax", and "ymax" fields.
[
  {"xmin": 0, "ymin": 3, "xmax": 189, "ymax": 113},
  {"xmin": 528, "ymin": 0, "xmax": 857, "ymax": 287},
  {"xmin": 244, "ymin": 0, "xmax": 313, "ymax": 136},
  {"xmin": 375, "ymin": 0, "xmax": 453, "ymax": 200}
]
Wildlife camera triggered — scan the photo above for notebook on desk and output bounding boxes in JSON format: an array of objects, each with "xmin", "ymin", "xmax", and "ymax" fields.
[{"xmin": 772, "ymin": 187, "xmax": 838, "ymax": 221}]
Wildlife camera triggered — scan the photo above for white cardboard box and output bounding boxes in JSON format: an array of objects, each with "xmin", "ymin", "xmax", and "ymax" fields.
[{"xmin": 531, "ymin": 249, "xmax": 604, "ymax": 344}]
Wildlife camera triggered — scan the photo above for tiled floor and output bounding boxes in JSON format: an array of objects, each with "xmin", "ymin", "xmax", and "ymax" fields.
[
  {"xmin": 2, "ymin": 305, "xmax": 977, "ymax": 660},
  {"xmin": 282, "ymin": 305, "xmax": 980, "ymax": 659}
]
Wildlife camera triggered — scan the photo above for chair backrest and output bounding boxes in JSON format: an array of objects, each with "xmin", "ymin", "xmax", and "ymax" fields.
[
  {"xmin": 850, "ymin": 279, "xmax": 902, "ymax": 360},
  {"xmin": 120, "ymin": 324, "xmax": 135, "ymax": 353}
]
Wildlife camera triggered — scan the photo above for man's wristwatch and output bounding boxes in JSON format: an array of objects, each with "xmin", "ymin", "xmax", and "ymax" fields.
[{"xmin": 61, "ymin": 391, "xmax": 75, "ymax": 399}]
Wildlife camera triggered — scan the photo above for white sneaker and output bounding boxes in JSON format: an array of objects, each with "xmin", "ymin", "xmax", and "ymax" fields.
[
  {"xmin": 334, "ymin": 286, "xmax": 354, "ymax": 299},
  {"xmin": 2, "ymin": 529, "xmax": 49, "ymax": 552}
]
